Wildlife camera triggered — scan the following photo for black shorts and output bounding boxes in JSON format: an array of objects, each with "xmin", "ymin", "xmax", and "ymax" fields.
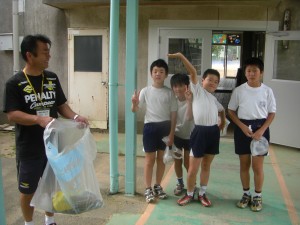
[
  {"xmin": 234, "ymin": 119, "xmax": 270, "ymax": 155},
  {"xmin": 143, "ymin": 121, "xmax": 171, "ymax": 152},
  {"xmin": 16, "ymin": 156, "xmax": 48, "ymax": 194},
  {"xmin": 190, "ymin": 125, "xmax": 220, "ymax": 158},
  {"xmin": 174, "ymin": 135, "xmax": 190, "ymax": 151}
]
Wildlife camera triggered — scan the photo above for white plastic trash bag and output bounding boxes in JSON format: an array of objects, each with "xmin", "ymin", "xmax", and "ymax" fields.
[
  {"xmin": 162, "ymin": 136, "xmax": 182, "ymax": 164},
  {"xmin": 250, "ymin": 136, "xmax": 269, "ymax": 156},
  {"xmin": 31, "ymin": 118, "xmax": 103, "ymax": 214}
]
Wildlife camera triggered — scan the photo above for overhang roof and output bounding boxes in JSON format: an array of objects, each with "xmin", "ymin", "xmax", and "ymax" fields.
[{"xmin": 43, "ymin": 0, "xmax": 281, "ymax": 9}]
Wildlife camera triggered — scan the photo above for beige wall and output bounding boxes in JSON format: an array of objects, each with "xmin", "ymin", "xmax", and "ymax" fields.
[
  {"xmin": 65, "ymin": 3, "xmax": 285, "ymax": 124},
  {"xmin": 1, "ymin": 0, "xmax": 299, "ymax": 126}
]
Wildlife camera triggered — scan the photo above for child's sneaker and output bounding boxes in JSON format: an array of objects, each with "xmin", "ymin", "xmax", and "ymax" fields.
[
  {"xmin": 237, "ymin": 193, "xmax": 252, "ymax": 208},
  {"xmin": 144, "ymin": 188, "xmax": 155, "ymax": 203},
  {"xmin": 174, "ymin": 183, "xmax": 184, "ymax": 196},
  {"xmin": 198, "ymin": 193, "xmax": 212, "ymax": 207},
  {"xmin": 177, "ymin": 194, "xmax": 193, "ymax": 206},
  {"xmin": 153, "ymin": 184, "xmax": 167, "ymax": 199},
  {"xmin": 251, "ymin": 196, "xmax": 262, "ymax": 212}
]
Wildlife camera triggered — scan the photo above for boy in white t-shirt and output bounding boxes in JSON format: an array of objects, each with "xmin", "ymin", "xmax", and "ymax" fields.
[
  {"xmin": 228, "ymin": 57, "xmax": 276, "ymax": 212},
  {"xmin": 169, "ymin": 73, "xmax": 194, "ymax": 196},
  {"xmin": 131, "ymin": 59, "xmax": 177, "ymax": 203},
  {"xmin": 170, "ymin": 53, "xmax": 226, "ymax": 207}
]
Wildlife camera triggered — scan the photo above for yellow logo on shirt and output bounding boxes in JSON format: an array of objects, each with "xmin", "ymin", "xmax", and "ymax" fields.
[
  {"xmin": 23, "ymin": 85, "xmax": 33, "ymax": 94},
  {"xmin": 45, "ymin": 81, "xmax": 54, "ymax": 91}
]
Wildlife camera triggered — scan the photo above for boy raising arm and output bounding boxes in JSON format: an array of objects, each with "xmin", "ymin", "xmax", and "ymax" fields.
[{"xmin": 169, "ymin": 53, "xmax": 225, "ymax": 207}]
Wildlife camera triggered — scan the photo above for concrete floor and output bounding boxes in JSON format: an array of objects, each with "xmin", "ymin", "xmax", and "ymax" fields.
[{"xmin": 1, "ymin": 130, "xmax": 300, "ymax": 225}]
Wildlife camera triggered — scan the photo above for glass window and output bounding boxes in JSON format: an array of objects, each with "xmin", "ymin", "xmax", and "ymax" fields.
[
  {"xmin": 167, "ymin": 38, "xmax": 202, "ymax": 75},
  {"xmin": 74, "ymin": 36, "xmax": 102, "ymax": 72},
  {"xmin": 211, "ymin": 32, "xmax": 242, "ymax": 78},
  {"xmin": 273, "ymin": 40, "xmax": 300, "ymax": 81}
]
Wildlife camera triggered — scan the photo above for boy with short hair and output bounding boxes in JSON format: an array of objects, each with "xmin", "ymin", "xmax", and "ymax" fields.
[
  {"xmin": 170, "ymin": 53, "xmax": 225, "ymax": 207},
  {"xmin": 131, "ymin": 59, "xmax": 177, "ymax": 203},
  {"xmin": 228, "ymin": 57, "xmax": 276, "ymax": 212},
  {"xmin": 169, "ymin": 72, "xmax": 194, "ymax": 195}
]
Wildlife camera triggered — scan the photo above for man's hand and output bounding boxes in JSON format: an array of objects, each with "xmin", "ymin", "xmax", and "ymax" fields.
[{"xmin": 36, "ymin": 116, "xmax": 54, "ymax": 128}]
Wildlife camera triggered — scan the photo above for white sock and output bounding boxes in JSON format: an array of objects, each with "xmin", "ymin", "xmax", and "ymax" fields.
[
  {"xmin": 243, "ymin": 190, "xmax": 251, "ymax": 196},
  {"xmin": 25, "ymin": 221, "xmax": 34, "ymax": 225},
  {"xmin": 45, "ymin": 215, "xmax": 55, "ymax": 225},
  {"xmin": 187, "ymin": 191, "xmax": 194, "ymax": 196},
  {"xmin": 199, "ymin": 185, "xmax": 207, "ymax": 196},
  {"xmin": 253, "ymin": 192, "xmax": 262, "ymax": 197}
]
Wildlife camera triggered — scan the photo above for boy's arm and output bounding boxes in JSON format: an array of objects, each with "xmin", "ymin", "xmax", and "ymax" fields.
[
  {"xmin": 228, "ymin": 109, "xmax": 253, "ymax": 137},
  {"xmin": 168, "ymin": 111, "xmax": 177, "ymax": 146},
  {"xmin": 168, "ymin": 52, "xmax": 198, "ymax": 84},
  {"xmin": 253, "ymin": 112, "xmax": 275, "ymax": 140},
  {"xmin": 218, "ymin": 110, "xmax": 226, "ymax": 131},
  {"xmin": 185, "ymin": 86, "xmax": 193, "ymax": 121},
  {"xmin": 131, "ymin": 90, "xmax": 140, "ymax": 112}
]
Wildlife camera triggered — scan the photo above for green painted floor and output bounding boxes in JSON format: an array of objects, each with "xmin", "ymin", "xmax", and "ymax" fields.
[{"xmin": 103, "ymin": 138, "xmax": 300, "ymax": 225}]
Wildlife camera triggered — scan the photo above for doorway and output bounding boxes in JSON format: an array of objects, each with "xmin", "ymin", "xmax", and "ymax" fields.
[
  {"xmin": 264, "ymin": 31, "xmax": 300, "ymax": 148},
  {"xmin": 68, "ymin": 29, "xmax": 109, "ymax": 129}
]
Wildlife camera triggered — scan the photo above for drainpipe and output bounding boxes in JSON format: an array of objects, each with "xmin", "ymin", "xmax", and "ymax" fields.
[
  {"xmin": 0, "ymin": 160, "xmax": 6, "ymax": 225},
  {"xmin": 125, "ymin": 0, "xmax": 138, "ymax": 195},
  {"xmin": 109, "ymin": 0, "xmax": 120, "ymax": 194},
  {"xmin": 13, "ymin": 0, "xmax": 20, "ymax": 74}
]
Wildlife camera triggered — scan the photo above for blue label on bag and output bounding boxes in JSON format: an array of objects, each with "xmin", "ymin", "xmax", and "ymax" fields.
[{"xmin": 47, "ymin": 142, "xmax": 84, "ymax": 182}]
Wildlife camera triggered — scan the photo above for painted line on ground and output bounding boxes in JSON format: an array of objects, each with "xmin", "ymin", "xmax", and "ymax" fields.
[
  {"xmin": 135, "ymin": 164, "xmax": 175, "ymax": 225},
  {"xmin": 269, "ymin": 146, "xmax": 300, "ymax": 225}
]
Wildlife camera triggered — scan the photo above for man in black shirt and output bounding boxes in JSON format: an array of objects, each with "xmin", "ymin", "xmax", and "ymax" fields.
[{"xmin": 3, "ymin": 34, "xmax": 88, "ymax": 225}]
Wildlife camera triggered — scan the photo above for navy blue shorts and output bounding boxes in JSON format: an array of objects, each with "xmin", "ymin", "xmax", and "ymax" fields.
[
  {"xmin": 234, "ymin": 119, "xmax": 270, "ymax": 155},
  {"xmin": 143, "ymin": 121, "xmax": 171, "ymax": 152},
  {"xmin": 16, "ymin": 156, "xmax": 48, "ymax": 194},
  {"xmin": 190, "ymin": 125, "xmax": 220, "ymax": 158},
  {"xmin": 174, "ymin": 135, "xmax": 190, "ymax": 151}
]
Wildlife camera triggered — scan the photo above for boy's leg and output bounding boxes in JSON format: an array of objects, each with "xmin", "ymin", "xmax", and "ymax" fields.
[
  {"xmin": 198, "ymin": 154, "xmax": 215, "ymax": 207},
  {"xmin": 155, "ymin": 150, "xmax": 165, "ymax": 185},
  {"xmin": 239, "ymin": 155, "xmax": 251, "ymax": 189},
  {"xmin": 177, "ymin": 156, "xmax": 201, "ymax": 206},
  {"xmin": 153, "ymin": 150, "xmax": 168, "ymax": 199},
  {"xmin": 251, "ymin": 155, "xmax": 264, "ymax": 211},
  {"xmin": 252, "ymin": 156, "xmax": 264, "ymax": 192},
  {"xmin": 187, "ymin": 156, "xmax": 201, "ymax": 192},
  {"xmin": 144, "ymin": 152, "xmax": 156, "ymax": 188},
  {"xmin": 144, "ymin": 152, "xmax": 156, "ymax": 203},
  {"xmin": 237, "ymin": 154, "xmax": 252, "ymax": 209},
  {"xmin": 200, "ymin": 154, "xmax": 215, "ymax": 186},
  {"xmin": 174, "ymin": 157, "xmax": 183, "ymax": 179},
  {"xmin": 174, "ymin": 157, "xmax": 184, "ymax": 195},
  {"xmin": 183, "ymin": 149, "xmax": 190, "ymax": 172}
]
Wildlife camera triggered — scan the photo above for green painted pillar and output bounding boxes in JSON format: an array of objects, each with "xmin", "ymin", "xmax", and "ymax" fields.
[
  {"xmin": 125, "ymin": 0, "xmax": 139, "ymax": 195},
  {"xmin": 0, "ymin": 159, "xmax": 7, "ymax": 225},
  {"xmin": 109, "ymin": 0, "xmax": 120, "ymax": 194}
]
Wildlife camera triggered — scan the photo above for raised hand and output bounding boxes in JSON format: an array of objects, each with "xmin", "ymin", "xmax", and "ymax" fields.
[
  {"xmin": 184, "ymin": 85, "xmax": 193, "ymax": 103},
  {"xmin": 131, "ymin": 90, "xmax": 140, "ymax": 112}
]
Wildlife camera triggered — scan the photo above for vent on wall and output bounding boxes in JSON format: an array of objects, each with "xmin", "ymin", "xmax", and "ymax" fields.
[{"xmin": 0, "ymin": 34, "xmax": 23, "ymax": 51}]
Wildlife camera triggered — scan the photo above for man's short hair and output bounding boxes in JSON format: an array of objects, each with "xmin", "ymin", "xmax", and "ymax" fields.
[
  {"xmin": 21, "ymin": 34, "xmax": 51, "ymax": 61},
  {"xmin": 170, "ymin": 73, "xmax": 190, "ymax": 87},
  {"xmin": 150, "ymin": 59, "xmax": 168, "ymax": 74}
]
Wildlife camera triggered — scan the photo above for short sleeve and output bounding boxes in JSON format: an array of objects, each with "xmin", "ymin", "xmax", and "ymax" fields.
[{"xmin": 228, "ymin": 88, "xmax": 239, "ymax": 111}]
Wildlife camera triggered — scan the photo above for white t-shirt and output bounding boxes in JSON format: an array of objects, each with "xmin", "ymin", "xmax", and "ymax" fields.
[
  {"xmin": 175, "ymin": 99, "xmax": 195, "ymax": 139},
  {"xmin": 228, "ymin": 82, "xmax": 276, "ymax": 120},
  {"xmin": 138, "ymin": 85, "xmax": 178, "ymax": 124},
  {"xmin": 190, "ymin": 82, "xmax": 224, "ymax": 126}
]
